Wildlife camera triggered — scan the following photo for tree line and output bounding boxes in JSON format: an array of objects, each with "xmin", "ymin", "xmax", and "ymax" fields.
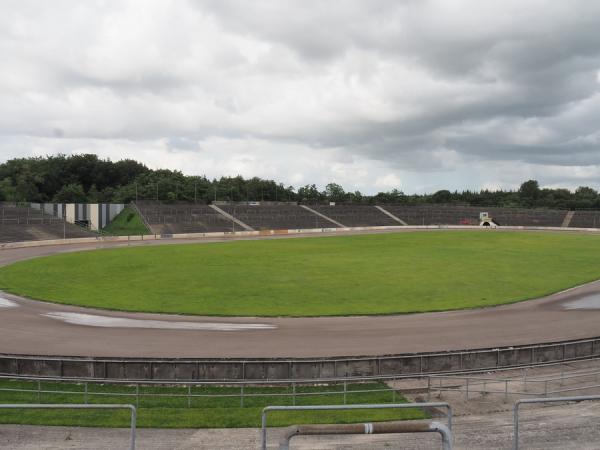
[{"xmin": 1, "ymin": 154, "xmax": 599, "ymax": 209}]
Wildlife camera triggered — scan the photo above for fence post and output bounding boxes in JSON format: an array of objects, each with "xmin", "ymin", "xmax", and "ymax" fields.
[
  {"xmin": 392, "ymin": 378, "xmax": 396, "ymax": 403},
  {"xmin": 37, "ymin": 380, "xmax": 41, "ymax": 402},
  {"xmin": 187, "ymin": 385, "xmax": 191, "ymax": 408},
  {"xmin": 135, "ymin": 384, "xmax": 139, "ymax": 408},
  {"xmin": 84, "ymin": 382, "xmax": 88, "ymax": 404},
  {"xmin": 240, "ymin": 385, "xmax": 244, "ymax": 408},
  {"xmin": 465, "ymin": 378, "xmax": 469, "ymax": 400},
  {"xmin": 292, "ymin": 383, "xmax": 296, "ymax": 406},
  {"xmin": 427, "ymin": 377, "xmax": 431, "ymax": 401},
  {"xmin": 505, "ymin": 380, "xmax": 508, "ymax": 403},
  {"xmin": 343, "ymin": 381, "xmax": 347, "ymax": 405}
]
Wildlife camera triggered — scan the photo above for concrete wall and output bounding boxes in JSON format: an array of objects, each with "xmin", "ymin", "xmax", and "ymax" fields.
[{"xmin": 1, "ymin": 337, "xmax": 598, "ymax": 381}]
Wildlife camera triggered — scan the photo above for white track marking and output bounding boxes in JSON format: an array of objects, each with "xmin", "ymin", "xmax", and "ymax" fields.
[
  {"xmin": 563, "ymin": 295, "xmax": 600, "ymax": 310},
  {"xmin": 0, "ymin": 297, "xmax": 18, "ymax": 308},
  {"xmin": 43, "ymin": 312, "xmax": 276, "ymax": 331}
]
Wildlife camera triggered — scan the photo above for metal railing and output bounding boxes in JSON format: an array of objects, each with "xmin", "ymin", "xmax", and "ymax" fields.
[
  {"xmin": 0, "ymin": 376, "xmax": 402, "ymax": 409},
  {"xmin": 260, "ymin": 402, "xmax": 452, "ymax": 450},
  {"xmin": 513, "ymin": 395, "xmax": 600, "ymax": 450},
  {"xmin": 278, "ymin": 420, "xmax": 452, "ymax": 450},
  {"xmin": 426, "ymin": 365, "xmax": 600, "ymax": 401},
  {"xmin": 2, "ymin": 358, "xmax": 600, "ymax": 410},
  {"xmin": 0, "ymin": 403, "xmax": 136, "ymax": 450}
]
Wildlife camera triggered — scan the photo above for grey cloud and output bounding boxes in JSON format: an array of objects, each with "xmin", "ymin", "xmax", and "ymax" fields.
[{"xmin": 1, "ymin": 0, "xmax": 600, "ymax": 192}]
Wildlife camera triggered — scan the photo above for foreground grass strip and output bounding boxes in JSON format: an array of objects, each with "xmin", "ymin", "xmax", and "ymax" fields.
[
  {"xmin": 0, "ymin": 380, "xmax": 425, "ymax": 428},
  {"xmin": 2, "ymin": 231, "xmax": 600, "ymax": 316}
]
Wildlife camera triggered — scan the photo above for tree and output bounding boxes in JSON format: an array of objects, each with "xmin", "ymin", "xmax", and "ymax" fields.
[
  {"xmin": 298, "ymin": 184, "xmax": 322, "ymax": 202},
  {"xmin": 53, "ymin": 183, "xmax": 87, "ymax": 203},
  {"xmin": 325, "ymin": 183, "xmax": 345, "ymax": 202},
  {"xmin": 519, "ymin": 180, "xmax": 540, "ymax": 207},
  {"xmin": 431, "ymin": 190, "xmax": 452, "ymax": 203}
]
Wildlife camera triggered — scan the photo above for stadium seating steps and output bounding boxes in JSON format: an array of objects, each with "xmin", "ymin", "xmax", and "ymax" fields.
[
  {"xmin": 0, "ymin": 204, "xmax": 95, "ymax": 243},
  {"xmin": 3, "ymin": 202, "xmax": 595, "ymax": 243}
]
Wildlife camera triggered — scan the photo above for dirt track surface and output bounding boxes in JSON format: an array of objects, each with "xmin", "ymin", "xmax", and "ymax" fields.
[{"xmin": 1, "ymin": 230, "xmax": 600, "ymax": 359}]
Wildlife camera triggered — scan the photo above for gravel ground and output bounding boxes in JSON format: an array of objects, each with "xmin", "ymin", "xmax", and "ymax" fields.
[{"xmin": 1, "ymin": 400, "xmax": 599, "ymax": 449}]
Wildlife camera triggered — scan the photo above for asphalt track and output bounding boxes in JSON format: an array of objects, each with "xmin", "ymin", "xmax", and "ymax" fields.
[{"xmin": 1, "ymin": 229, "xmax": 600, "ymax": 359}]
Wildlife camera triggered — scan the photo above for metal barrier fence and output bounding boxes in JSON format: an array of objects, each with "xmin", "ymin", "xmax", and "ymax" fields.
[
  {"xmin": 426, "ymin": 365, "xmax": 600, "ymax": 401},
  {"xmin": 2, "ymin": 359, "xmax": 600, "ymax": 409},
  {"xmin": 0, "ymin": 376, "xmax": 404, "ymax": 409},
  {"xmin": 260, "ymin": 402, "xmax": 452, "ymax": 450},
  {"xmin": 513, "ymin": 395, "xmax": 600, "ymax": 450},
  {"xmin": 0, "ymin": 403, "xmax": 136, "ymax": 450},
  {"xmin": 278, "ymin": 420, "xmax": 452, "ymax": 450}
]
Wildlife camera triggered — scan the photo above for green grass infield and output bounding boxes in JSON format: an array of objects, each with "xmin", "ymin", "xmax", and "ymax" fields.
[{"xmin": 1, "ymin": 230, "xmax": 600, "ymax": 316}]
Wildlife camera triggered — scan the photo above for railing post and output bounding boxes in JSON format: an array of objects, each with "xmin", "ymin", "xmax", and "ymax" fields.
[
  {"xmin": 240, "ymin": 384, "xmax": 244, "ymax": 408},
  {"xmin": 84, "ymin": 382, "xmax": 88, "ymax": 404},
  {"xmin": 513, "ymin": 401, "xmax": 520, "ymax": 450},
  {"xmin": 292, "ymin": 383, "xmax": 296, "ymax": 406},
  {"xmin": 427, "ymin": 376, "xmax": 431, "ymax": 401},
  {"xmin": 187, "ymin": 385, "xmax": 191, "ymax": 408},
  {"xmin": 135, "ymin": 384, "xmax": 139, "ymax": 408},
  {"xmin": 343, "ymin": 381, "xmax": 347, "ymax": 405}
]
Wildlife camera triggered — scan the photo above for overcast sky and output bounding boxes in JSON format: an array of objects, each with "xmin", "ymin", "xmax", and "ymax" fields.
[{"xmin": 1, "ymin": 1, "xmax": 600, "ymax": 194}]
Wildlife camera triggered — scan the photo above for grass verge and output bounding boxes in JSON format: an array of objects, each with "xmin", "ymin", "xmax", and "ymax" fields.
[
  {"xmin": 101, "ymin": 207, "xmax": 149, "ymax": 236},
  {"xmin": 0, "ymin": 380, "xmax": 425, "ymax": 428}
]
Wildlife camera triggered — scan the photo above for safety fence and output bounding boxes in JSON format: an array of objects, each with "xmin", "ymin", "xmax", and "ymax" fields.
[
  {"xmin": 3, "ymin": 357, "xmax": 600, "ymax": 409},
  {"xmin": 426, "ymin": 364, "xmax": 600, "ymax": 401},
  {"xmin": 0, "ymin": 375, "xmax": 410, "ymax": 410},
  {"xmin": 261, "ymin": 402, "xmax": 452, "ymax": 450},
  {"xmin": 513, "ymin": 394, "xmax": 600, "ymax": 450}
]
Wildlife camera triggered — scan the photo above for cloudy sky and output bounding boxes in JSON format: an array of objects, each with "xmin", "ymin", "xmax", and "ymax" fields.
[{"xmin": 1, "ymin": 1, "xmax": 600, "ymax": 194}]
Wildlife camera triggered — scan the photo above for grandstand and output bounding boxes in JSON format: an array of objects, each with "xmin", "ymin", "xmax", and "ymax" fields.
[
  {"xmin": 135, "ymin": 201, "xmax": 234, "ymax": 234},
  {"xmin": 218, "ymin": 203, "xmax": 339, "ymax": 230},
  {"xmin": 309, "ymin": 204, "xmax": 400, "ymax": 227},
  {"xmin": 135, "ymin": 202, "xmax": 593, "ymax": 233},
  {"xmin": 486, "ymin": 207, "xmax": 567, "ymax": 227},
  {"xmin": 6, "ymin": 201, "xmax": 600, "ymax": 244},
  {"xmin": 568, "ymin": 210, "xmax": 600, "ymax": 228},
  {"xmin": 381, "ymin": 204, "xmax": 481, "ymax": 226},
  {"xmin": 0, "ymin": 203, "xmax": 95, "ymax": 243},
  {"xmin": 379, "ymin": 204, "xmax": 570, "ymax": 227}
]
